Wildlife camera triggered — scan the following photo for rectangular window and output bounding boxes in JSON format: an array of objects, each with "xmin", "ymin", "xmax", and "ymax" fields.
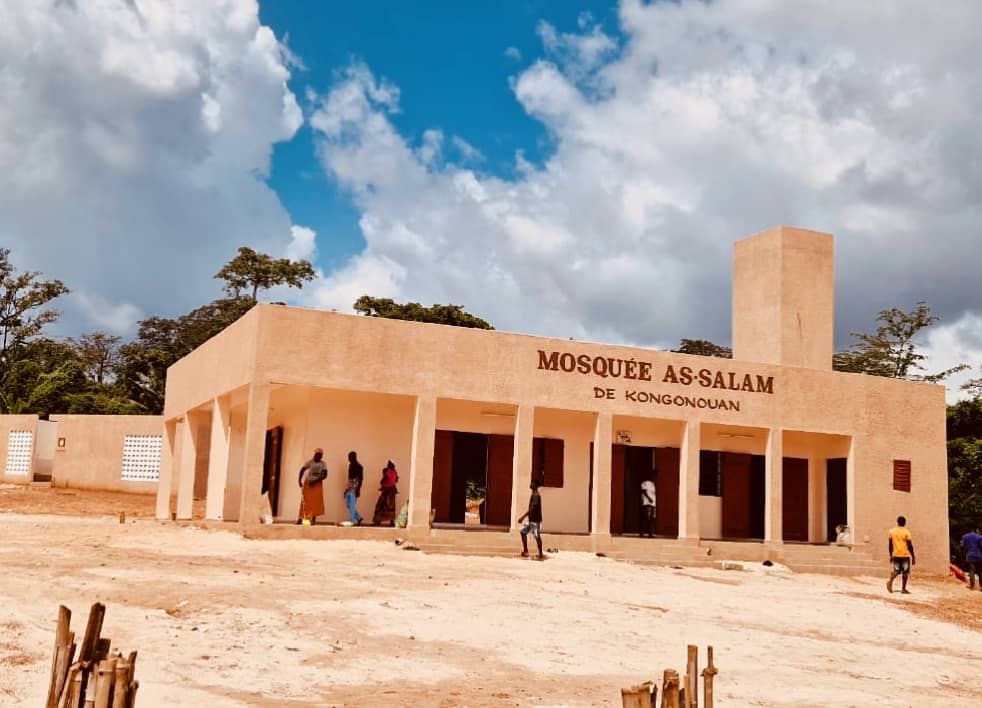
[
  {"xmin": 121, "ymin": 435, "xmax": 163, "ymax": 482},
  {"xmin": 5, "ymin": 430, "xmax": 34, "ymax": 477},
  {"xmin": 699, "ymin": 450, "xmax": 721, "ymax": 496},
  {"xmin": 892, "ymin": 459, "xmax": 911, "ymax": 493},
  {"xmin": 531, "ymin": 437, "xmax": 565, "ymax": 488}
]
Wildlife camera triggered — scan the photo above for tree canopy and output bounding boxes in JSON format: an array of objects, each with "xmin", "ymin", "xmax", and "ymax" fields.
[
  {"xmin": 832, "ymin": 302, "xmax": 965, "ymax": 382},
  {"xmin": 215, "ymin": 246, "xmax": 315, "ymax": 300},
  {"xmin": 353, "ymin": 296, "xmax": 493, "ymax": 329},
  {"xmin": 672, "ymin": 338, "xmax": 732, "ymax": 358}
]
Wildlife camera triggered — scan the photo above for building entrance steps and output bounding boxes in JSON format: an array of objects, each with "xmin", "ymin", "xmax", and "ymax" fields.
[{"xmin": 232, "ymin": 523, "xmax": 883, "ymax": 576}]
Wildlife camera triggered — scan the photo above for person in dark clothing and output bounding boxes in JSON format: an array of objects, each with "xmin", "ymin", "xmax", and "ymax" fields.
[
  {"xmin": 961, "ymin": 527, "xmax": 982, "ymax": 591},
  {"xmin": 344, "ymin": 451, "xmax": 364, "ymax": 525},
  {"xmin": 517, "ymin": 480, "xmax": 544, "ymax": 560}
]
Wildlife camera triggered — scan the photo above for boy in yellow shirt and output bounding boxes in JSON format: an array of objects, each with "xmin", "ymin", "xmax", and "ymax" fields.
[{"xmin": 887, "ymin": 515, "xmax": 916, "ymax": 594}]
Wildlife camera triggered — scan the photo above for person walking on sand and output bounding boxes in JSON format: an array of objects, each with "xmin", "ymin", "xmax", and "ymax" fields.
[
  {"xmin": 961, "ymin": 527, "xmax": 982, "ymax": 591},
  {"xmin": 344, "ymin": 451, "xmax": 364, "ymax": 525},
  {"xmin": 517, "ymin": 480, "xmax": 544, "ymax": 560},
  {"xmin": 296, "ymin": 448, "xmax": 327, "ymax": 525},
  {"xmin": 887, "ymin": 515, "xmax": 916, "ymax": 594},
  {"xmin": 640, "ymin": 473, "xmax": 656, "ymax": 538}
]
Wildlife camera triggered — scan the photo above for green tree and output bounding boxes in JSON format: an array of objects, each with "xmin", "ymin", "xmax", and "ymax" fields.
[
  {"xmin": 116, "ymin": 296, "xmax": 255, "ymax": 413},
  {"xmin": 353, "ymin": 296, "xmax": 493, "ymax": 329},
  {"xmin": 947, "ymin": 397, "xmax": 982, "ymax": 562},
  {"xmin": 672, "ymin": 338, "xmax": 732, "ymax": 358},
  {"xmin": 215, "ymin": 246, "xmax": 315, "ymax": 300},
  {"xmin": 0, "ymin": 249, "xmax": 70, "ymax": 412},
  {"xmin": 961, "ymin": 366, "xmax": 982, "ymax": 399},
  {"xmin": 67, "ymin": 332, "xmax": 121, "ymax": 384},
  {"xmin": 833, "ymin": 302, "xmax": 966, "ymax": 382}
]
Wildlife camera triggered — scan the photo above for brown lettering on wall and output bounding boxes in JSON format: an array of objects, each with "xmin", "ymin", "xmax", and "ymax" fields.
[{"xmin": 536, "ymin": 349, "xmax": 775, "ymax": 394}]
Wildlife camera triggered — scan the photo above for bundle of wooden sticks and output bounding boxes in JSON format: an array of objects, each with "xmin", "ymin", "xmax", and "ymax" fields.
[
  {"xmin": 44, "ymin": 603, "xmax": 139, "ymax": 708},
  {"xmin": 621, "ymin": 644, "xmax": 718, "ymax": 708}
]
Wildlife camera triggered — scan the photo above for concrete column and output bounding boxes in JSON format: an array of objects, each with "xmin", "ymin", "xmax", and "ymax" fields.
[
  {"xmin": 590, "ymin": 412, "xmax": 613, "ymax": 539},
  {"xmin": 846, "ymin": 438, "xmax": 857, "ymax": 543},
  {"xmin": 407, "ymin": 396, "xmax": 437, "ymax": 532},
  {"xmin": 237, "ymin": 382, "xmax": 270, "ymax": 526},
  {"xmin": 155, "ymin": 419, "xmax": 178, "ymax": 520},
  {"xmin": 808, "ymin": 454, "xmax": 826, "ymax": 542},
  {"xmin": 764, "ymin": 427, "xmax": 783, "ymax": 542},
  {"xmin": 509, "ymin": 405, "xmax": 535, "ymax": 532},
  {"xmin": 205, "ymin": 395, "xmax": 231, "ymax": 521},
  {"xmin": 176, "ymin": 412, "xmax": 201, "ymax": 520},
  {"xmin": 678, "ymin": 421, "xmax": 701, "ymax": 540}
]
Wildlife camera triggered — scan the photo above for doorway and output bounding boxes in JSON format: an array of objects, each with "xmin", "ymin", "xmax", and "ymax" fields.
[
  {"xmin": 782, "ymin": 457, "xmax": 809, "ymax": 542},
  {"xmin": 432, "ymin": 430, "xmax": 513, "ymax": 526},
  {"xmin": 718, "ymin": 452, "xmax": 765, "ymax": 540},
  {"xmin": 610, "ymin": 444, "xmax": 680, "ymax": 536},
  {"xmin": 261, "ymin": 426, "xmax": 283, "ymax": 516},
  {"xmin": 826, "ymin": 458, "xmax": 847, "ymax": 542}
]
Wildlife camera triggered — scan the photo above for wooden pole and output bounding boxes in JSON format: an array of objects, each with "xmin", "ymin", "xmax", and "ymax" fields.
[
  {"xmin": 661, "ymin": 669, "xmax": 680, "ymax": 708},
  {"xmin": 93, "ymin": 658, "xmax": 117, "ymax": 708},
  {"xmin": 621, "ymin": 681, "xmax": 654, "ymax": 708},
  {"xmin": 110, "ymin": 657, "xmax": 129, "ymax": 708},
  {"xmin": 46, "ymin": 606, "xmax": 72, "ymax": 708},
  {"xmin": 79, "ymin": 603, "xmax": 106, "ymax": 663},
  {"xmin": 701, "ymin": 646, "xmax": 718, "ymax": 708},
  {"xmin": 686, "ymin": 644, "xmax": 699, "ymax": 708}
]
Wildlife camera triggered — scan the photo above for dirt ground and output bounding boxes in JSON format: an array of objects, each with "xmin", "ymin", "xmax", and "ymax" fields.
[{"xmin": 1, "ymin": 487, "xmax": 981, "ymax": 707}]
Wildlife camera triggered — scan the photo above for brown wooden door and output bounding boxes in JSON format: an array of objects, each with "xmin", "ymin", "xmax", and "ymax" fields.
[
  {"xmin": 782, "ymin": 457, "xmax": 809, "ymax": 542},
  {"xmin": 261, "ymin": 427, "xmax": 283, "ymax": 516},
  {"xmin": 654, "ymin": 447, "xmax": 680, "ymax": 537},
  {"xmin": 431, "ymin": 430, "xmax": 454, "ymax": 523},
  {"xmin": 486, "ymin": 434, "xmax": 514, "ymax": 526},
  {"xmin": 610, "ymin": 444, "xmax": 626, "ymax": 534},
  {"xmin": 721, "ymin": 452, "xmax": 752, "ymax": 539}
]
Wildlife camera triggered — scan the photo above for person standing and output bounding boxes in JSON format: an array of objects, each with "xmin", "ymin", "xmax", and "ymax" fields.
[
  {"xmin": 344, "ymin": 451, "xmax": 364, "ymax": 525},
  {"xmin": 640, "ymin": 474, "xmax": 657, "ymax": 538},
  {"xmin": 373, "ymin": 460, "xmax": 399, "ymax": 526},
  {"xmin": 296, "ymin": 448, "xmax": 327, "ymax": 525},
  {"xmin": 961, "ymin": 527, "xmax": 982, "ymax": 591},
  {"xmin": 887, "ymin": 515, "xmax": 916, "ymax": 594},
  {"xmin": 517, "ymin": 480, "xmax": 544, "ymax": 560}
]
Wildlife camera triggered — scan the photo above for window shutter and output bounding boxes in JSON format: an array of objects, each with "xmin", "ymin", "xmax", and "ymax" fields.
[
  {"xmin": 892, "ymin": 460, "xmax": 911, "ymax": 493},
  {"xmin": 543, "ymin": 438, "xmax": 565, "ymax": 488}
]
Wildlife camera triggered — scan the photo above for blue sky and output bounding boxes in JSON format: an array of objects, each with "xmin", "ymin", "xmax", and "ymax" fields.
[{"xmin": 259, "ymin": 0, "xmax": 622, "ymax": 271}]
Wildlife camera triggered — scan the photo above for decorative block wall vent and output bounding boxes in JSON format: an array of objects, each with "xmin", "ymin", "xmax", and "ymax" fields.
[
  {"xmin": 5, "ymin": 430, "xmax": 34, "ymax": 477},
  {"xmin": 121, "ymin": 435, "xmax": 162, "ymax": 482}
]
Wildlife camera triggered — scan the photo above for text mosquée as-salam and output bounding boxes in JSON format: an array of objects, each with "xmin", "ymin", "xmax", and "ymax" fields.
[{"xmin": 535, "ymin": 349, "xmax": 775, "ymax": 412}]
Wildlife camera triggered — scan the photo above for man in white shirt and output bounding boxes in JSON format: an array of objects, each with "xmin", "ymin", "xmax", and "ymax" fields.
[{"xmin": 640, "ymin": 475, "xmax": 656, "ymax": 538}]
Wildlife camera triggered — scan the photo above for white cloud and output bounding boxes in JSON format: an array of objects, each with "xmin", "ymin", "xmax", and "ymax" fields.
[
  {"xmin": 920, "ymin": 312, "xmax": 982, "ymax": 402},
  {"xmin": 504, "ymin": 46, "xmax": 522, "ymax": 62},
  {"xmin": 306, "ymin": 0, "xmax": 982, "ymax": 359},
  {"xmin": 286, "ymin": 225, "xmax": 318, "ymax": 261},
  {"xmin": 0, "ymin": 0, "xmax": 304, "ymax": 331},
  {"xmin": 451, "ymin": 135, "xmax": 483, "ymax": 162},
  {"xmin": 72, "ymin": 292, "xmax": 143, "ymax": 336}
]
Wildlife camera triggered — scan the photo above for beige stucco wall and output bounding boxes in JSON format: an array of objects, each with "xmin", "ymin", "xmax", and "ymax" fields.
[
  {"xmin": 49, "ymin": 415, "xmax": 162, "ymax": 494},
  {"xmin": 163, "ymin": 308, "xmax": 260, "ymax": 419},
  {"xmin": 0, "ymin": 414, "xmax": 39, "ymax": 483},
  {"xmin": 263, "ymin": 387, "xmax": 416, "ymax": 524}
]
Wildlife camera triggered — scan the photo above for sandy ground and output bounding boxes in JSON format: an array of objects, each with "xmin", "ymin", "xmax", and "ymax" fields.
[{"xmin": 1, "ymin": 488, "xmax": 981, "ymax": 707}]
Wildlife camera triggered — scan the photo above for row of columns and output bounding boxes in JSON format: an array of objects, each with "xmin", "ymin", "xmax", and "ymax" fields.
[{"xmin": 157, "ymin": 387, "xmax": 853, "ymax": 546}]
